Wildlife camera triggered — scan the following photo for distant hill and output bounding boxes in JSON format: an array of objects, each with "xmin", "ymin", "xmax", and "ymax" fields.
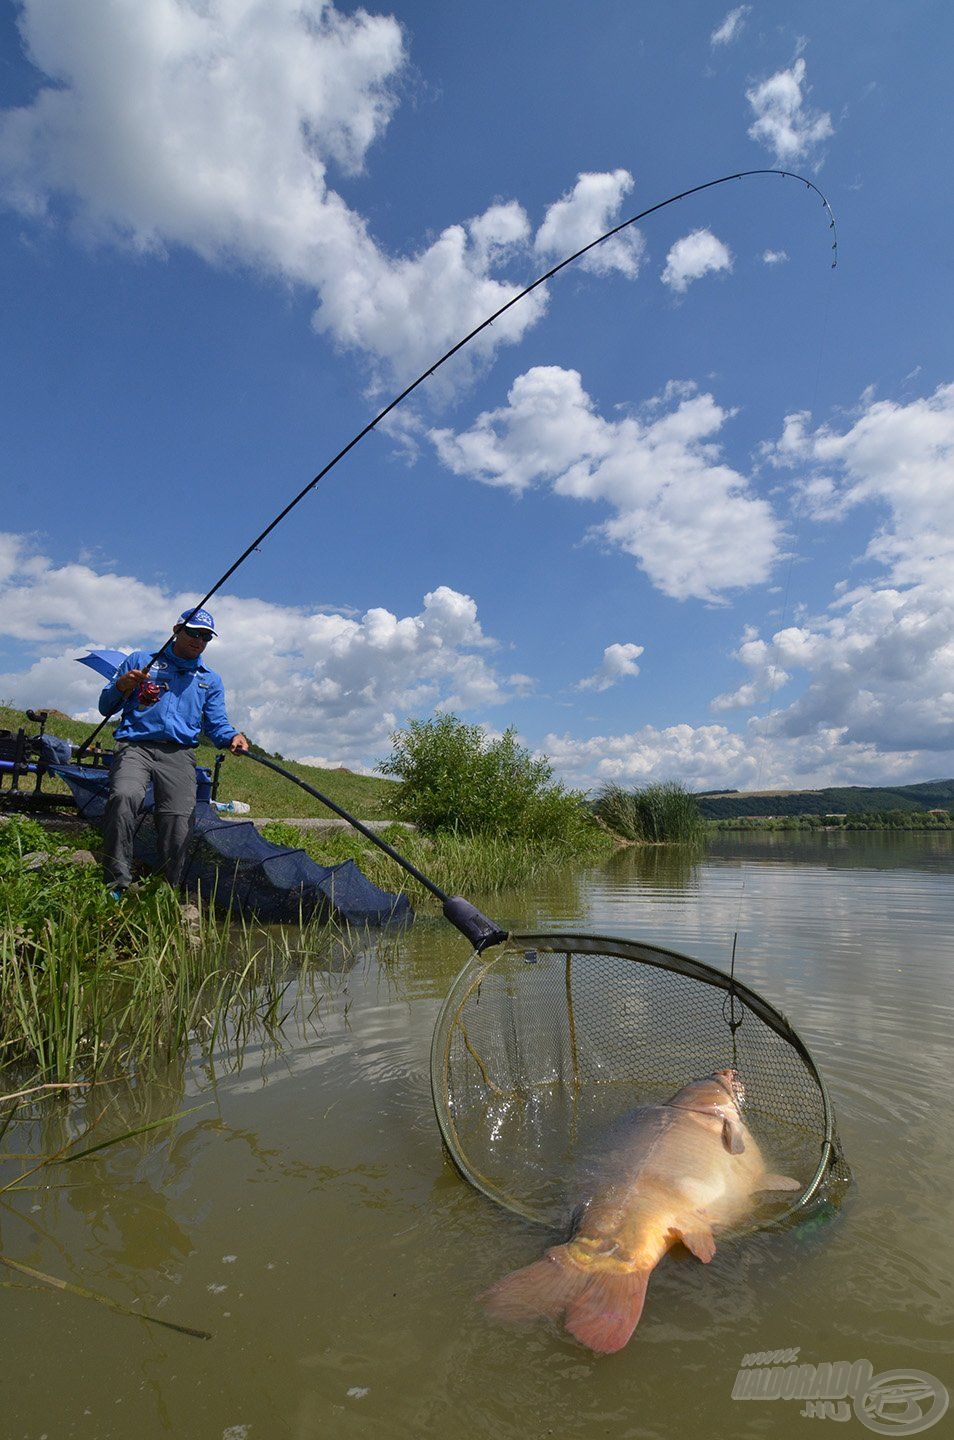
[{"xmin": 695, "ymin": 779, "xmax": 954, "ymax": 819}]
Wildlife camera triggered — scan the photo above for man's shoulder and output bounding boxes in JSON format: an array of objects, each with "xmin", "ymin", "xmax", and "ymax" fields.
[{"xmin": 196, "ymin": 661, "xmax": 224, "ymax": 687}]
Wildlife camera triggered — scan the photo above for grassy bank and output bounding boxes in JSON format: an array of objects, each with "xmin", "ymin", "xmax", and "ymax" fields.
[
  {"xmin": 0, "ymin": 704, "xmax": 395, "ymax": 820},
  {"xmin": 0, "ymin": 815, "xmax": 350, "ymax": 1087},
  {"xmin": 1, "ymin": 708, "xmax": 615, "ymax": 1088}
]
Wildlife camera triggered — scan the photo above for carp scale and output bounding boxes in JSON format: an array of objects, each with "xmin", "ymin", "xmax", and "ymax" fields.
[{"xmin": 78, "ymin": 167, "xmax": 849, "ymax": 1230}]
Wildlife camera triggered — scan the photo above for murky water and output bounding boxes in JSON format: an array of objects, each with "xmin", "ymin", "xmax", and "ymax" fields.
[{"xmin": 4, "ymin": 832, "xmax": 953, "ymax": 1439}]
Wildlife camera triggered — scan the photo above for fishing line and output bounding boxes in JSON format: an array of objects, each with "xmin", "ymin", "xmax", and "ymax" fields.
[
  {"xmin": 77, "ymin": 167, "xmax": 837, "ymax": 757},
  {"xmin": 726, "ymin": 247, "xmax": 837, "ymax": 1040},
  {"xmin": 238, "ymin": 751, "xmax": 507, "ymax": 950}
]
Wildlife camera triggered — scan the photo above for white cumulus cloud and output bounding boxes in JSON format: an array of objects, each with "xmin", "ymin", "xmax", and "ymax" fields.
[
  {"xmin": 0, "ymin": 533, "xmax": 522, "ymax": 767},
  {"xmin": 714, "ymin": 383, "xmax": 954, "ymax": 763},
  {"xmin": 578, "ymin": 642, "xmax": 644, "ymax": 692},
  {"xmin": 746, "ymin": 58, "xmax": 833, "ymax": 164},
  {"xmin": 719, "ymin": 583, "xmax": 954, "ymax": 760},
  {"xmin": 534, "ymin": 169, "xmax": 645, "ymax": 279},
  {"xmin": 0, "ymin": 4, "xmax": 660, "ymax": 396},
  {"xmin": 762, "ymin": 249, "xmax": 789, "ymax": 265},
  {"xmin": 661, "ymin": 229, "xmax": 733, "ymax": 293},
  {"xmin": 0, "ymin": 0, "xmax": 552, "ymax": 390},
  {"xmin": 768, "ymin": 381, "xmax": 954, "ymax": 583},
  {"xmin": 430, "ymin": 367, "xmax": 781, "ymax": 602},
  {"xmin": 540, "ymin": 719, "xmax": 938, "ymax": 794}
]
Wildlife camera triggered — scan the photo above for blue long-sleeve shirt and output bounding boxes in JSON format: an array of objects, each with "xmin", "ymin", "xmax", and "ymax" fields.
[{"xmin": 98, "ymin": 646, "xmax": 238, "ymax": 749}]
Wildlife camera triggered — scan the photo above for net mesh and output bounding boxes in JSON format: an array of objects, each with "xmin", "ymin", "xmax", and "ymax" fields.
[
  {"xmin": 52, "ymin": 764, "xmax": 411, "ymax": 927},
  {"xmin": 432, "ymin": 933, "xmax": 849, "ymax": 1232}
]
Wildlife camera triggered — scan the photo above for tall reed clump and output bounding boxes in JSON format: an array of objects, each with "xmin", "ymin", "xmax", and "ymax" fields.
[
  {"xmin": 595, "ymin": 781, "xmax": 705, "ymax": 845},
  {"xmin": 0, "ymin": 816, "xmax": 341, "ymax": 1086}
]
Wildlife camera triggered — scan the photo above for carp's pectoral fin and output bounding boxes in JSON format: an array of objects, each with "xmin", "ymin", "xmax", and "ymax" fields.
[
  {"xmin": 671, "ymin": 1223, "xmax": 716, "ymax": 1263},
  {"xmin": 722, "ymin": 1117, "xmax": 745, "ymax": 1154},
  {"xmin": 755, "ymin": 1173, "xmax": 802, "ymax": 1192}
]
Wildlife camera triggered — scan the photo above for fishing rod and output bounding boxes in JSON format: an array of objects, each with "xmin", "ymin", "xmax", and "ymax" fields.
[
  {"xmin": 238, "ymin": 751, "xmax": 508, "ymax": 952},
  {"xmin": 78, "ymin": 166, "xmax": 837, "ymax": 758}
]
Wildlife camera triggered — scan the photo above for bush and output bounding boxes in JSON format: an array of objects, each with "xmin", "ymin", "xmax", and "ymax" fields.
[
  {"xmin": 595, "ymin": 781, "xmax": 704, "ymax": 844},
  {"xmin": 376, "ymin": 714, "xmax": 597, "ymax": 846}
]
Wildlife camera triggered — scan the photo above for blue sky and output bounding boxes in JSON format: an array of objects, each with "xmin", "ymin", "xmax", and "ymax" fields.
[{"xmin": 2, "ymin": 0, "xmax": 953, "ymax": 789}]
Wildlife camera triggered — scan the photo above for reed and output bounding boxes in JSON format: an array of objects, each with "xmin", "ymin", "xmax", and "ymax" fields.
[
  {"xmin": 594, "ymin": 782, "xmax": 705, "ymax": 845},
  {"xmin": 0, "ymin": 816, "xmax": 347, "ymax": 1086},
  {"xmin": 261, "ymin": 820, "xmax": 613, "ymax": 907}
]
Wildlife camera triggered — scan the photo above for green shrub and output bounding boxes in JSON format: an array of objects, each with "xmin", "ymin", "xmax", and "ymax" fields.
[{"xmin": 376, "ymin": 714, "xmax": 597, "ymax": 847}]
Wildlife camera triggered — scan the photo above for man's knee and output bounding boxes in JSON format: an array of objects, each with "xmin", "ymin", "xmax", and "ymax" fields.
[
  {"xmin": 105, "ymin": 786, "xmax": 146, "ymax": 820},
  {"xmin": 108, "ymin": 749, "xmax": 151, "ymax": 806}
]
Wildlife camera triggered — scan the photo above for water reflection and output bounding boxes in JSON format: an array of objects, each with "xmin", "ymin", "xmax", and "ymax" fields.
[
  {"xmin": 1, "ymin": 832, "xmax": 952, "ymax": 1439},
  {"xmin": 604, "ymin": 841, "xmax": 707, "ymax": 891}
]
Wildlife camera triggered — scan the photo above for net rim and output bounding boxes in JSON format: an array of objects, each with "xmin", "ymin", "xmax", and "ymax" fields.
[{"xmin": 431, "ymin": 931, "xmax": 837, "ymax": 1231}]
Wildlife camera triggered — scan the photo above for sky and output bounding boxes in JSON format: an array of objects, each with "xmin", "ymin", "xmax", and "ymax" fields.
[{"xmin": 1, "ymin": 0, "xmax": 953, "ymax": 792}]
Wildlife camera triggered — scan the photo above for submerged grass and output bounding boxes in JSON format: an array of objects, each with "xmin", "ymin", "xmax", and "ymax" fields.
[{"xmin": 0, "ymin": 815, "xmax": 353, "ymax": 1087}]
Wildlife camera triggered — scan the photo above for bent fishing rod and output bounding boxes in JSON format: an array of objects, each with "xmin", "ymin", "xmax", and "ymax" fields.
[
  {"xmin": 78, "ymin": 166, "xmax": 837, "ymax": 758},
  {"xmin": 238, "ymin": 751, "xmax": 508, "ymax": 952}
]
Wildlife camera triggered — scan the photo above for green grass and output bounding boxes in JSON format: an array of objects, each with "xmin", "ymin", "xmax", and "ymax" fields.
[
  {"xmin": 0, "ymin": 703, "xmax": 396, "ymax": 820},
  {"xmin": 261, "ymin": 819, "xmax": 614, "ymax": 906},
  {"xmin": 0, "ymin": 815, "xmax": 350, "ymax": 1086}
]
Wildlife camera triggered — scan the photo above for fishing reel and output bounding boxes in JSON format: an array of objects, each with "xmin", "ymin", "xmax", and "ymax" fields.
[{"xmin": 135, "ymin": 679, "xmax": 165, "ymax": 707}]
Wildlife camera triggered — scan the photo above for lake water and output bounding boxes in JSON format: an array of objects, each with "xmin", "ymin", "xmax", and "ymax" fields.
[{"xmin": 4, "ymin": 832, "xmax": 953, "ymax": 1439}]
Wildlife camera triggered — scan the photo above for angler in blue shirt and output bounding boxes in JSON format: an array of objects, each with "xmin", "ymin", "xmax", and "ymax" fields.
[{"xmin": 99, "ymin": 609, "xmax": 249, "ymax": 894}]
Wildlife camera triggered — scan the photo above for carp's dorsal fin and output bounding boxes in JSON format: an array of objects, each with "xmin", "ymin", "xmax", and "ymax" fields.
[
  {"xmin": 756, "ymin": 1173, "xmax": 802, "ymax": 1191},
  {"xmin": 722, "ymin": 1117, "xmax": 745, "ymax": 1154},
  {"xmin": 672, "ymin": 1224, "xmax": 716, "ymax": 1264}
]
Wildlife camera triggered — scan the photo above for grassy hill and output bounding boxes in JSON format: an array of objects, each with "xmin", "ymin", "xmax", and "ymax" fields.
[
  {"xmin": 696, "ymin": 779, "xmax": 954, "ymax": 819},
  {"xmin": 0, "ymin": 704, "xmax": 396, "ymax": 820}
]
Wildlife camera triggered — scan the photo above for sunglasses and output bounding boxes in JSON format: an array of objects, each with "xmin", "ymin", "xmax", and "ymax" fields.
[{"xmin": 182, "ymin": 628, "xmax": 214, "ymax": 642}]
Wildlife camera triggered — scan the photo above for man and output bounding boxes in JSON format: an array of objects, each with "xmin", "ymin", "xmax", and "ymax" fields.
[{"xmin": 99, "ymin": 608, "xmax": 249, "ymax": 896}]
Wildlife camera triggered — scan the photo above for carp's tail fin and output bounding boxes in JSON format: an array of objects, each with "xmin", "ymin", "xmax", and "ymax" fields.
[
  {"xmin": 479, "ymin": 1250, "xmax": 579, "ymax": 1324},
  {"xmin": 479, "ymin": 1246, "xmax": 651, "ymax": 1354},
  {"xmin": 563, "ymin": 1267, "xmax": 650, "ymax": 1354}
]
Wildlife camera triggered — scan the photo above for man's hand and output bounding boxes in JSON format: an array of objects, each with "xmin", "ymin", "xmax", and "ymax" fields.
[
  {"xmin": 116, "ymin": 668, "xmax": 148, "ymax": 696},
  {"xmin": 229, "ymin": 733, "xmax": 250, "ymax": 754}
]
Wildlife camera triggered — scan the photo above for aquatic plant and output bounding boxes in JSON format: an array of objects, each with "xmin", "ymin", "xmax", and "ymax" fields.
[{"xmin": 595, "ymin": 782, "xmax": 705, "ymax": 845}]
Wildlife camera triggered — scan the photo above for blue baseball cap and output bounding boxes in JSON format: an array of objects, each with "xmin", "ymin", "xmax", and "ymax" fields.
[{"xmin": 176, "ymin": 607, "xmax": 217, "ymax": 636}]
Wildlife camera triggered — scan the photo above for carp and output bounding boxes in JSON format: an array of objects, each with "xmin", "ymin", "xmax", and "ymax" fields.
[{"xmin": 480, "ymin": 1068, "xmax": 799, "ymax": 1354}]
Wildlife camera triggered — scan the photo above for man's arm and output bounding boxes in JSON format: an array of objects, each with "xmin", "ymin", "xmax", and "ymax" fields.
[
  {"xmin": 201, "ymin": 675, "xmax": 249, "ymax": 753},
  {"xmin": 99, "ymin": 653, "xmax": 147, "ymax": 717}
]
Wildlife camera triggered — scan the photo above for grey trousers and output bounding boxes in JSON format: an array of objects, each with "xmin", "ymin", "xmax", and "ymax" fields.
[{"xmin": 103, "ymin": 741, "xmax": 197, "ymax": 889}]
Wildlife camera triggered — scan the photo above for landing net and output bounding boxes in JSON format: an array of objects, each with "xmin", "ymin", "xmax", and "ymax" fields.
[{"xmin": 431, "ymin": 933, "xmax": 849, "ymax": 1232}]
